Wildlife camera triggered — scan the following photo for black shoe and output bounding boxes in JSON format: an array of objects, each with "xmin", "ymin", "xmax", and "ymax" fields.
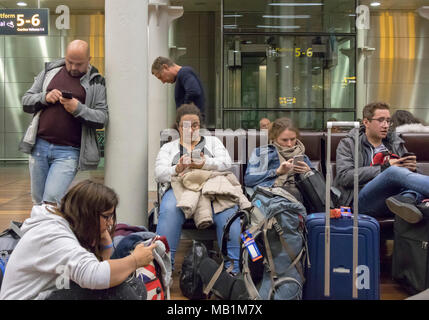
[
  {"xmin": 386, "ymin": 195, "xmax": 423, "ymax": 224},
  {"xmin": 417, "ymin": 200, "xmax": 429, "ymax": 218}
]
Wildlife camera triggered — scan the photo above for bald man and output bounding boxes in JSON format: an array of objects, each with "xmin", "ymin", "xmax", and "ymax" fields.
[
  {"xmin": 19, "ymin": 40, "xmax": 108, "ymax": 205},
  {"xmin": 259, "ymin": 118, "xmax": 271, "ymax": 130}
]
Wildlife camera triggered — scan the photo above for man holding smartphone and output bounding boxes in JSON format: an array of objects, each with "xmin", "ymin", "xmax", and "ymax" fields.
[
  {"xmin": 19, "ymin": 40, "xmax": 108, "ymax": 205},
  {"xmin": 334, "ymin": 102, "xmax": 429, "ymax": 223}
]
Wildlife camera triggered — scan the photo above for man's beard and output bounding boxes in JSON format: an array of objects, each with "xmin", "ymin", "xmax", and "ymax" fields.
[{"xmin": 68, "ymin": 70, "xmax": 85, "ymax": 78}]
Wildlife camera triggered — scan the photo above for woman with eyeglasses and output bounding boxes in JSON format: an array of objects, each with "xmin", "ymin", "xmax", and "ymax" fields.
[
  {"xmin": 0, "ymin": 180, "xmax": 156, "ymax": 300},
  {"xmin": 155, "ymin": 103, "xmax": 241, "ymax": 274}
]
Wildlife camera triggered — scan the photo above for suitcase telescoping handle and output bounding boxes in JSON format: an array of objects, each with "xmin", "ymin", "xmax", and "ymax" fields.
[{"xmin": 325, "ymin": 121, "xmax": 360, "ymax": 299}]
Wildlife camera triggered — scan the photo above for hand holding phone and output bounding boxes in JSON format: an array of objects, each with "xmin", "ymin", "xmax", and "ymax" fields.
[
  {"xmin": 61, "ymin": 91, "xmax": 73, "ymax": 99},
  {"xmin": 402, "ymin": 152, "xmax": 415, "ymax": 157},
  {"xmin": 191, "ymin": 149, "xmax": 203, "ymax": 161},
  {"xmin": 293, "ymin": 155, "xmax": 311, "ymax": 174},
  {"xmin": 293, "ymin": 155, "xmax": 304, "ymax": 166}
]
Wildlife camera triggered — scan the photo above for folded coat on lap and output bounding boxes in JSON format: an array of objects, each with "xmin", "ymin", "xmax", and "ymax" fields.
[{"xmin": 171, "ymin": 169, "xmax": 251, "ymax": 229}]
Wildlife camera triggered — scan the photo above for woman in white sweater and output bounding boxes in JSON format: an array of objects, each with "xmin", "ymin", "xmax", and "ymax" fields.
[
  {"xmin": 0, "ymin": 180, "xmax": 156, "ymax": 300},
  {"xmin": 391, "ymin": 109, "xmax": 429, "ymax": 133},
  {"xmin": 155, "ymin": 103, "xmax": 240, "ymax": 273}
]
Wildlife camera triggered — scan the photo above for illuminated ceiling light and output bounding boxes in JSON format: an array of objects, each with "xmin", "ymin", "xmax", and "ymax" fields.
[
  {"xmin": 16, "ymin": 1, "xmax": 27, "ymax": 6},
  {"xmin": 370, "ymin": 2, "xmax": 381, "ymax": 7},
  {"xmin": 256, "ymin": 25, "xmax": 301, "ymax": 29},
  {"xmin": 224, "ymin": 14, "xmax": 243, "ymax": 18},
  {"xmin": 223, "ymin": 25, "xmax": 238, "ymax": 29},
  {"xmin": 269, "ymin": 2, "xmax": 323, "ymax": 6},
  {"xmin": 263, "ymin": 15, "xmax": 311, "ymax": 19}
]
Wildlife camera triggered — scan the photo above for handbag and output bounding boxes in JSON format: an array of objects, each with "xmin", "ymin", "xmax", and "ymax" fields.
[
  {"xmin": 295, "ymin": 170, "xmax": 338, "ymax": 212},
  {"xmin": 392, "ymin": 216, "xmax": 429, "ymax": 294}
]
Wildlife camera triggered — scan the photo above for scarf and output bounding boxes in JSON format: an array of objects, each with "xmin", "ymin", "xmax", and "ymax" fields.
[{"xmin": 273, "ymin": 139, "xmax": 306, "ymax": 200}]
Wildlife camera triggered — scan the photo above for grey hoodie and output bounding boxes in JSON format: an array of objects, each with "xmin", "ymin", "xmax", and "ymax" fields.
[
  {"xmin": 0, "ymin": 205, "xmax": 110, "ymax": 300},
  {"xmin": 333, "ymin": 126, "xmax": 408, "ymax": 206},
  {"xmin": 19, "ymin": 58, "xmax": 108, "ymax": 171}
]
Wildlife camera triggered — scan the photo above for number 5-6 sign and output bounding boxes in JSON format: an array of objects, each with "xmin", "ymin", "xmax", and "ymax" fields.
[{"xmin": 0, "ymin": 8, "xmax": 49, "ymax": 35}]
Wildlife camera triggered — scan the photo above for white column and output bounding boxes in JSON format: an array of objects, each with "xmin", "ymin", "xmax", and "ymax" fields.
[
  {"xmin": 147, "ymin": 0, "xmax": 183, "ymax": 191},
  {"xmin": 104, "ymin": 0, "xmax": 149, "ymax": 226}
]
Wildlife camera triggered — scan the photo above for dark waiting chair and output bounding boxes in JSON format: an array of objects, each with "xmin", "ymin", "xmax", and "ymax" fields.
[{"xmin": 401, "ymin": 133, "xmax": 429, "ymax": 176}]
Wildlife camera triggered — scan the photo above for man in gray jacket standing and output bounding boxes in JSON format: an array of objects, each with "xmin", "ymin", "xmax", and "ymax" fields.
[
  {"xmin": 334, "ymin": 102, "xmax": 429, "ymax": 223},
  {"xmin": 19, "ymin": 40, "xmax": 108, "ymax": 205}
]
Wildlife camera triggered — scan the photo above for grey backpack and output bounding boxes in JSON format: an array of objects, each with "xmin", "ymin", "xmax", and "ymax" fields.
[
  {"xmin": 0, "ymin": 221, "xmax": 23, "ymax": 287},
  {"xmin": 204, "ymin": 186, "xmax": 308, "ymax": 300}
]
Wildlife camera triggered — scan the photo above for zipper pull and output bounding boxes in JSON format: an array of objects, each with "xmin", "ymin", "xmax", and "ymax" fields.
[{"xmin": 422, "ymin": 241, "xmax": 428, "ymax": 250}]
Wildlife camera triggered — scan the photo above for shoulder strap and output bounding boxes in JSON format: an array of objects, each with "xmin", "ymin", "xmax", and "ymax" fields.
[
  {"xmin": 0, "ymin": 221, "xmax": 23, "ymax": 239},
  {"xmin": 10, "ymin": 221, "xmax": 23, "ymax": 238},
  {"xmin": 221, "ymin": 209, "xmax": 248, "ymax": 258}
]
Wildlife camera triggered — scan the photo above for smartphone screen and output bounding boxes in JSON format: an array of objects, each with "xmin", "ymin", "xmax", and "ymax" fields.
[
  {"xmin": 293, "ymin": 155, "xmax": 304, "ymax": 166},
  {"xmin": 61, "ymin": 91, "xmax": 73, "ymax": 99},
  {"xmin": 191, "ymin": 150, "xmax": 202, "ymax": 161}
]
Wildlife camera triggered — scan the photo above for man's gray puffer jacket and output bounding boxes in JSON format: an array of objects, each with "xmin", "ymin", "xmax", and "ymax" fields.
[
  {"xmin": 18, "ymin": 58, "xmax": 108, "ymax": 171},
  {"xmin": 333, "ymin": 126, "xmax": 408, "ymax": 207}
]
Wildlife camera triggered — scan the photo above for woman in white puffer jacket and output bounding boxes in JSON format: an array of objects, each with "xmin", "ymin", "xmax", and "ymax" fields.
[{"xmin": 391, "ymin": 110, "xmax": 429, "ymax": 133}]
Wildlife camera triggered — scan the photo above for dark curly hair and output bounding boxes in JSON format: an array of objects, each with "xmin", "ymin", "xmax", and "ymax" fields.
[
  {"xmin": 175, "ymin": 103, "xmax": 203, "ymax": 130},
  {"xmin": 391, "ymin": 110, "xmax": 421, "ymax": 130}
]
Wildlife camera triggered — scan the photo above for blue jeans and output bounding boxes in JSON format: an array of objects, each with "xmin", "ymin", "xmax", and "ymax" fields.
[
  {"xmin": 359, "ymin": 166, "xmax": 429, "ymax": 217},
  {"xmin": 29, "ymin": 138, "xmax": 80, "ymax": 205},
  {"xmin": 156, "ymin": 188, "xmax": 241, "ymax": 273}
]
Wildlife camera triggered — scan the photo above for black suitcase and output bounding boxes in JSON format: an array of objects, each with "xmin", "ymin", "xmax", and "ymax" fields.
[{"xmin": 392, "ymin": 216, "xmax": 429, "ymax": 294}]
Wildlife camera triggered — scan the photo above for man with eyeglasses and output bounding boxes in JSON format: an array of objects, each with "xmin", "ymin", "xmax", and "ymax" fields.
[
  {"xmin": 151, "ymin": 56, "xmax": 205, "ymax": 116},
  {"xmin": 334, "ymin": 102, "xmax": 429, "ymax": 223}
]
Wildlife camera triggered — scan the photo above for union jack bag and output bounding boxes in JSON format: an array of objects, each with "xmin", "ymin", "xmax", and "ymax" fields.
[{"xmin": 135, "ymin": 261, "xmax": 165, "ymax": 300}]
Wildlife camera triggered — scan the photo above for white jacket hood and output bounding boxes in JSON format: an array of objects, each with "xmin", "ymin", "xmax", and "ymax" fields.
[
  {"xmin": 396, "ymin": 123, "xmax": 429, "ymax": 133},
  {"xmin": 20, "ymin": 204, "xmax": 64, "ymax": 235}
]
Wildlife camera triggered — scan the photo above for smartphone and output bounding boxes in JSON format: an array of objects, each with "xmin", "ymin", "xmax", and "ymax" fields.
[
  {"xmin": 191, "ymin": 149, "xmax": 203, "ymax": 161},
  {"xmin": 61, "ymin": 91, "xmax": 73, "ymax": 99},
  {"xmin": 293, "ymin": 155, "xmax": 304, "ymax": 166},
  {"xmin": 402, "ymin": 152, "xmax": 415, "ymax": 157}
]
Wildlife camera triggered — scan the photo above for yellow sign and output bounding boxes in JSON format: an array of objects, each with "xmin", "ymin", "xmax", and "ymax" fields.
[
  {"xmin": 342, "ymin": 76, "xmax": 356, "ymax": 88},
  {"xmin": 279, "ymin": 97, "xmax": 296, "ymax": 105},
  {"xmin": 0, "ymin": 8, "xmax": 49, "ymax": 35}
]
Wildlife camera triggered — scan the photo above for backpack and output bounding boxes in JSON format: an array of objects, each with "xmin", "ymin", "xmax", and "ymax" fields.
[
  {"xmin": 135, "ymin": 260, "xmax": 165, "ymax": 300},
  {"xmin": 0, "ymin": 221, "xmax": 23, "ymax": 287},
  {"xmin": 112, "ymin": 231, "xmax": 172, "ymax": 300},
  {"xmin": 202, "ymin": 186, "xmax": 308, "ymax": 300},
  {"xmin": 179, "ymin": 241, "xmax": 209, "ymax": 300}
]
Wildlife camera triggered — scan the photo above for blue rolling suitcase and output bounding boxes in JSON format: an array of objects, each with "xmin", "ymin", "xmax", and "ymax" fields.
[{"xmin": 304, "ymin": 121, "xmax": 380, "ymax": 300}]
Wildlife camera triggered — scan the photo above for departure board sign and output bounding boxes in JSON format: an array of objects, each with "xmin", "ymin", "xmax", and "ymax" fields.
[{"xmin": 0, "ymin": 9, "xmax": 49, "ymax": 35}]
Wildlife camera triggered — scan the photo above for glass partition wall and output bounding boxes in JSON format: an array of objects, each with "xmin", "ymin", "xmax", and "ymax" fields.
[{"xmin": 222, "ymin": 0, "xmax": 357, "ymax": 130}]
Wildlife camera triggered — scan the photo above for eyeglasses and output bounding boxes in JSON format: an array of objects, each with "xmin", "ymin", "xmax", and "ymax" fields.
[
  {"xmin": 100, "ymin": 212, "xmax": 115, "ymax": 222},
  {"xmin": 370, "ymin": 117, "xmax": 392, "ymax": 125},
  {"xmin": 180, "ymin": 122, "xmax": 200, "ymax": 129}
]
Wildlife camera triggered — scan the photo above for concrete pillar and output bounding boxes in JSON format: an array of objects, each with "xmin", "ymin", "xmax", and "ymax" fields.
[
  {"xmin": 147, "ymin": 0, "xmax": 183, "ymax": 191},
  {"xmin": 104, "ymin": 0, "xmax": 149, "ymax": 226},
  {"xmin": 357, "ymin": 28, "xmax": 371, "ymax": 119}
]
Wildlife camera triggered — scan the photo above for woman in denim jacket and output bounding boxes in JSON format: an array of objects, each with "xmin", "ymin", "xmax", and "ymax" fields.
[{"xmin": 244, "ymin": 117, "xmax": 315, "ymax": 204}]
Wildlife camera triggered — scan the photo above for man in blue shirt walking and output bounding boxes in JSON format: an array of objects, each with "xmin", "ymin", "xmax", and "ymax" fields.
[{"xmin": 152, "ymin": 56, "xmax": 205, "ymax": 115}]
